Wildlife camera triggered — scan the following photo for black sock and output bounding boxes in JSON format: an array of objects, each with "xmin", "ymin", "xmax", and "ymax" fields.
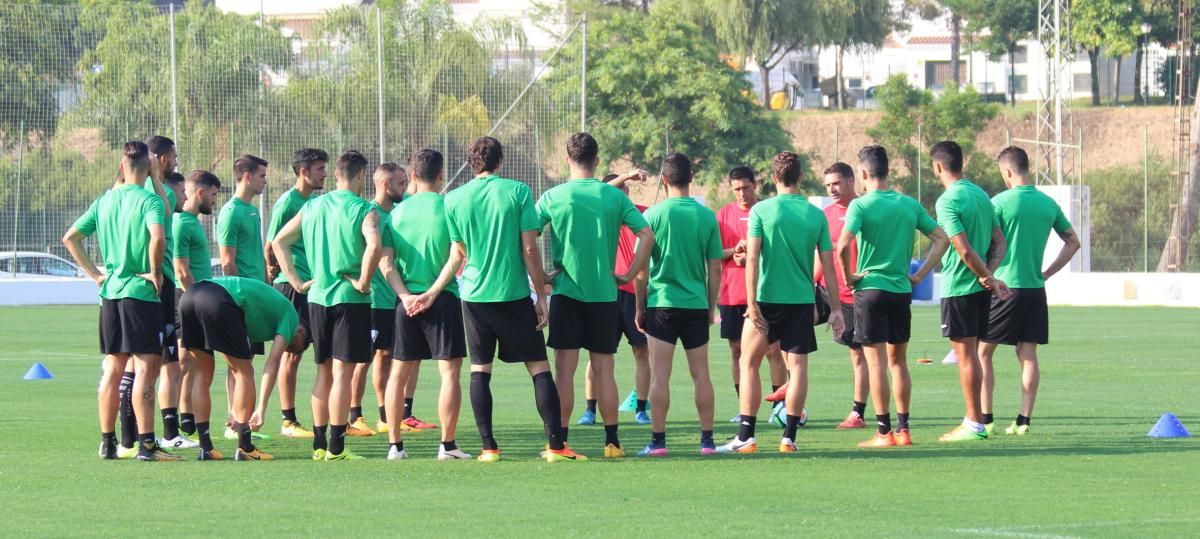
[
  {"xmin": 234, "ymin": 422, "xmax": 254, "ymax": 452},
  {"xmin": 197, "ymin": 422, "xmax": 213, "ymax": 451},
  {"xmin": 604, "ymin": 424, "xmax": 619, "ymax": 447},
  {"xmin": 532, "ymin": 372, "xmax": 565, "ymax": 450},
  {"xmin": 784, "ymin": 414, "xmax": 802, "ymax": 440},
  {"xmin": 161, "ymin": 407, "xmax": 180, "ymax": 439},
  {"xmin": 101, "ymin": 431, "xmax": 116, "ymax": 447},
  {"xmin": 738, "ymin": 415, "xmax": 757, "ymax": 441},
  {"xmin": 442, "ymin": 440, "xmax": 457, "ymax": 451},
  {"xmin": 138, "ymin": 432, "xmax": 157, "ymax": 452},
  {"xmin": 403, "ymin": 397, "xmax": 414, "ymax": 419},
  {"xmin": 897, "ymin": 412, "xmax": 910, "ymax": 431},
  {"xmin": 391, "ymin": 441, "xmax": 405, "ymax": 452},
  {"xmin": 313, "ymin": 425, "xmax": 328, "ymax": 451},
  {"xmin": 329, "ymin": 424, "xmax": 347, "ymax": 455},
  {"xmin": 282, "ymin": 408, "xmax": 298, "ymax": 423},
  {"xmin": 1017, "ymin": 414, "xmax": 1031, "ymax": 426},
  {"xmin": 651, "ymin": 431, "xmax": 666, "ymax": 446},
  {"xmin": 349, "ymin": 406, "xmax": 363, "ymax": 423},
  {"xmin": 471, "ymin": 372, "xmax": 497, "ymax": 450},
  {"xmin": 852, "ymin": 400, "xmax": 867, "ymax": 418},
  {"xmin": 982, "ymin": 412, "xmax": 994, "ymax": 425},
  {"xmin": 179, "ymin": 413, "xmax": 196, "ymax": 436},
  {"xmin": 586, "ymin": 399, "xmax": 598, "ymax": 414},
  {"xmin": 561, "ymin": 426, "xmax": 569, "ymax": 442},
  {"xmin": 119, "ymin": 372, "xmax": 137, "ymax": 448},
  {"xmin": 636, "ymin": 399, "xmax": 648, "ymax": 413},
  {"xmin": 876, "ymin": 414, "xmax": 892, "ymax": 435},
  {"xmin": 378, "ymin": 406, "xmax": 387, "ymax": 423},
  {"xmin": 700, "ymin": 430, "xmax": 714, "ymax": 443},
  {"xmin": 734, "ymin": 383, "xmax": 740, "ymax": 397}
]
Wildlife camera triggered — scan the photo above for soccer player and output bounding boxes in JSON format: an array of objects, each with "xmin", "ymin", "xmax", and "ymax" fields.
[
  {"xmin": 836, "ymin": 145, "xmax": 949, "ymax": 449},
  {"xmin": 347, "ymin": 163, "xmax": 408, "ymax": 436},
  {"xmin": 274, "ymin": 150, "xmax": 382, "ymax": 461},
  {"xmin": 930, "ymin": 140, "xmax": 1011, "ymax": 442},
  {"xmin": 979, "ymin": 147, "xmax": 1079, "ymax": 435},
  {"xmin": 634, "ymin": 152, "xmax": 720, "ymax": 457},
  {"xmin": 444, "ymin": 136, "xmax": 578, "ymax": 462},
  {"xmin": 261, "ymin": 148, "xmax": 327, "ymax": 439},
  {"xmin": 817, "ymin": 162, "xmax": 871, "ymax": 429},
  {"xmin": 379, "ymin": 149, "xmax": 472, "ymax": 460},
  {"xmin": 64, "ymin": 141, "xmax": 176, "ymax": 460},
  {"xmin": 155, "ymin": 169, "xmax": 194, "ymax": 450},
  {"xmin": 716, "ymin": 152, "xmax": 844, "ymax": 454},
  {"xmin": 537, "ymin": 132, "xmax": 654, "ymax": 458},
  {"xmin": 179, "ymin": 276, "xmax": 309, "ymax": 461}
]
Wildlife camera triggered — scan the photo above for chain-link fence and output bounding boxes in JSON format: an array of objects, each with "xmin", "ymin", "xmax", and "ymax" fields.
[{"xmin": 0, "ymin": 2, "xmax": 583, "ymax": 274}]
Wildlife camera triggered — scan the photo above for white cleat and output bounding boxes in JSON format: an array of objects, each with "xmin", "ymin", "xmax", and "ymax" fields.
[
  {"xmin": 159, "ymin": 435, "xmax": 200, "ymax": 449},
  {"xmin": 437, "ymin": 447, "xmax": 473, "ymax": 461},
  {"xmin": 387, "ymin": 446, "xmax": 409, "ymax": 461},
  {"xmin": 116, "ymin": 444, "xmax": 138, "ymax": 459},
  {"xmin": 714, "ymin": 436, "xmax": 758, "ymax": 454},
  {"xmin": 943, "ymin": 350, "xmax": 959, "ymax": 365}
]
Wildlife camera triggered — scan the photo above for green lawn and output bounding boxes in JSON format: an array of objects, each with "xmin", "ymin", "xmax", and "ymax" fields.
[{"xmin": 1, "ymin": 305, "xmax": 1197, "ymax": 537}]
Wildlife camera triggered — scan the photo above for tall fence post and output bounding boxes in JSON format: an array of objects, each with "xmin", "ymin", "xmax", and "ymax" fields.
[
  {"xmin": 11, "ymin": 120, "xmax": 23, "ymax": 274},
  {"xmin": 169, "ymin": 4, "xmax": 179, "ymax": 144},
  {"xmin": 581, "ymin": 13, "xmax": 587, "ymax": 133},
  {"xmin": 376, "ymin": 5, "xmax": 385, "ymax": 163},
  {"xmin": 1144, "ymin": 125, "xmax": 1150, "ymax": 272}
]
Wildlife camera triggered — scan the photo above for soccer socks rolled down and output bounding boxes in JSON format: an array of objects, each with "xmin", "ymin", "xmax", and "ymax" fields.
[
  {"xmin": 852, "ymin": 401, "xmax": 867, "ymax": 418},
  {"xmin": 313, "ymin": 425, "xmax": 328, "ymax": 452},
  {"xmin": 738, "ymin": 415, "xmax": 757, "ymax": 442},
  {"xmin": 897, "ymin": 412, "xmax": 910, "ymax": 431},
  {"xmin": 378, "ymin": 406, "xmax": 387, "ymax": 423},
  {"xmin": 441, "ymin": 440, "xmax": 458, "ymax": 451},
  {"xmin": 118, "ymin": 372, "xmax": 137, "ymax": 448},
  {"xmin": 470, "ymin": 372, "xmax": 498, "ymax": 450},
  {"xmin": 179, "ymin": 413, "xmax": 196, "ymax": 436},
  {"xmin": 282, "ymin": 408, "xmax": 298, "ymax": 423},
  {"xmin": 636, "ymin": 399, "xmax": 648, "ymax": 413},
  {"xmin": 586, "ymin": 399, "xmax": 598, "ymax": 414},
  {"xmin": 329, "ymin": 425, "xmax": 347, "ymax": 455},
  {"xmin": 349, "ymin": 406, "xmax": 363, "ymax": 423},
  {"xmin": 532, "ymin": 372, "xmax": 566, "ymax": 450},
  {"xmin": 1017, "ymin": 414, "xmax": 1031, "ymax": 426},
  {"xmin": 784, "ymin": 415, "xmax": 802, "ymax": 440},
  {"xmin": 138, "ymin": 432, "xmax": 157, "ymax": 452},
  {"xmin": 403, "ymin": 398, "xmax": 414, "ymax": 420},
  {"xmin": 982, "ymin": 412, "xmax": 994, "ymax": 425},
  {"xmin": 161, "ymin": 407, "xmax": 180, "ymax": 440},
  {"xmin": 233, "ymin": 422, "xmax": 253, "ymax": 452},
  {"xmin": 876, "ymin": 414, "xmax": 892, "ymax": 435},
  {"xmin": 604, "ymin": 424, "xmax": 620, "ymax": 447},
  {"xmin": 197, "ymin": 422, "xmax": 213, "ymax": 451},
  {"xmin": 651, "ymin": 431, "xmax": 666, "ymax": 447}
]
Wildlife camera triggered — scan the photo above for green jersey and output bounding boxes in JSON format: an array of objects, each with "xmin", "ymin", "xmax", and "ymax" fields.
[
  {"xmin": 209, "ymin": 276, "xmax": 299, "ymax": 344},
  {"xmin": 216, "ymin": 197, "xmax": 265, "ymax": 282},
  {"xmin": 144, "ymin": 180, "xmax": 177, "ymax": 284},
  {"xmin": 536, "ymin": 178, "xmax": 648, "ymax": 303},
  {"xmin": 444, "ymin": 174, "xmax": 540, "ymax": 303},
  {"xmin": 72, "ymin": 184, "xmax": 166, "ymax": 302},
  {"xmin": 172, "ymin": 211, "xmax": 212, "ymax": 284},
  {"xmin": 643, "ymin": 197, "xmax": 724, "ymax": 309},
  {"xmin": 387, "ymin": 192, "xmax": 459, "ymax": 297},
  {"xmin": 369, "ymin": 202, "xmax": 396, "ymax": 309},
  {"xmin": 991, "ymin": 185, "xmax": 1072, "ymax": 288},
  {"xmin": 301, "ymin": 189, "xmax": 374, "ymax": 307},
  {"xmin": 844, "ymin": 189, "xmax": 939, "ymax": 294},
  {"xmin": 936, "ymin": 179, "xmax": 998, "ymax": 298},
  {"xmin": 748, "ymin": 194, "xmax": 831, "ymax": 304},
  {"xmin": 267, "ymin": 188, "xmax": 312, "ymax": 284}
]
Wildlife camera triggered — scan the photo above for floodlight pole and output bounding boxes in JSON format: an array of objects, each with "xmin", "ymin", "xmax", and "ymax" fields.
[
  {"xmin": 376, "ymin": 6, "xmax": 386, "ymax": 163},
  {"xmin": 581, "ymin": 13, "xmax": 588, "ymax": 133},
  {"xmin": 169, "ymin": 4, "xmax": 178, "ymax": 144}
]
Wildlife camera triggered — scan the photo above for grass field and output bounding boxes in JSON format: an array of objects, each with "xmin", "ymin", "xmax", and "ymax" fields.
[{"xmin": 1, "ymin": 305, "xmax": 1198, "ymax": 537}]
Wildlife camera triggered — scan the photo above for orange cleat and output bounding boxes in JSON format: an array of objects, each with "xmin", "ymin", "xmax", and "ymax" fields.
[
  {"xmin": 857, "ymin": 432, "xmax": 897, "ymax": 448},
  {"xmin": 403, "ymin": 416, "xmax": 438, "ymax": 430},
  {"xmin": 765, "ymin": 384, "xmax": 788, "ymax": 402},
  {"xmin": 837, "ymin": 413, "xmax": 867, "ymax": 429},
  {"xmin": 546, "ymin": 446, "xmax": 589, "ymax": 462},
  {"xmin": 893, "ymin": 429, "xmax": 912, "ymax": 446}
]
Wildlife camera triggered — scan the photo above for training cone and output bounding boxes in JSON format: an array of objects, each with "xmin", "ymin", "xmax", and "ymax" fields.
[
  {"xmin": 942, "ymin": 350, "xmax": 959, "ymax": 365},
  {"xmin": 23, "ymin": 362, "xmax": 53, "ymax": 380},
  {"xmin": 1147, "ymin": 413, "xmax": 1191, "ymax": 438},
  {"xmin": 618, "ymin": 390, "xmax": 647, "ymax": 412}
]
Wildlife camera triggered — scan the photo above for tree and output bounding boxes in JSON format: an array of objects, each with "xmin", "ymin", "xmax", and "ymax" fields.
[
  {"xmin": 1072, "ymin": 0, "xmax": 1140, "ymax": 106},
  {"xmin": 823, "ymin": 0, "xmax": 891, "ymax": 109},
  {"xmin": 1158, "ymin": 92, "xmax": 1200, "ymax": 271},
  {"xmin": 963, "ymin": 0, "xmax": 1037, "ymax": 106}
]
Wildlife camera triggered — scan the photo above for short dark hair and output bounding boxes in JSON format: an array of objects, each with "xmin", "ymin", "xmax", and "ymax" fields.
[
  {"xmin": 336, "ymin": 150, "xmax": 369, "ymax": 181},
  {"xmin": 566, "ymin": 132, "xmax": 599, "ymax": 164},
  {"xmin": 857, "ymin": 145, "xmax": 889, "ymax": 180},
  {"xmin": 771, "ymin": 152, "xmax": 803, "ymax": 187},
  {"xmin": 145, "ymin": 135, "xmax": 175, "ymax": 156},
  {"xmin": 727, "ymin": 166, "xmax": 756, "ymax": 184},
  {"xmin": 823, "ymin": 162, "xmax": 854, "ymax": 180},
  {"xmin": 930, "ymin": 140, "xmax": 964, "ymax": 173},
  {"xmin": 165, "ymin": 171, "xmax": 185, "ymax": 186},
  {"xmin": 996, "ymin": 146, "xmax": 1029, "ymax": 175},
  {"xmin": 468, "ymin": 136, "xmax": 503, "ymax": 174},
  {"xmin": 234, "ymin": 154, "xmax": 268, "ymax": 180},
  {"xmin": 123, "ymin": 141, "xmax": 150, "ymax": 169},
  {"xmin": 409, "ymin": 149, "xmax": 444, "ymax": 182},
  {"xmin": 186, "ymin": 169, "xmax": 221, "ymax": 190},
  {"xmin": 291, "ymin": 148, "xmax": 328, "ymax": 176},
  {"xmin": 661, "ymin": 153, "xmax": 692, "ymax": 187}
]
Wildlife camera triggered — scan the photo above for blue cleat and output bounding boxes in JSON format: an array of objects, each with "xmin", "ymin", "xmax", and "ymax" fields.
[
  {"xmin": 638, "ymin": 442, "xmax": 668, "ymax": 457},
  {"xmin": 577, "ymin": 409, "xmax": 597, "ymax": 425},
  {"xmin": 634, "ymin": 410, "xmax": 651, "ymax": 425}
]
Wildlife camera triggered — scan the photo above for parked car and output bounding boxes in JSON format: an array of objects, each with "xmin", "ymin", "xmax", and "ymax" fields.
[{"xmin": 0, "ymin": 251, "xmax": 88, "ymax": 279}]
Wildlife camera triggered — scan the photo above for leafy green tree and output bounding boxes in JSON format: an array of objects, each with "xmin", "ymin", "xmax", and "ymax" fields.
[
  {"xmin": 962, "ymin": 0, "xmax": 1037, "ymax": 106},
  {"xmin": 1072, "ymin": 0, "xmax": 1141, "ymax": 106},
  {"xmin": 822, "ymin": 0, "xmax": 891, "ymax": 109}
]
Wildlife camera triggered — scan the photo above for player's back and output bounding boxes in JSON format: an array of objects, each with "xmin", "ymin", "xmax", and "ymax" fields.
[
  {"xmin": 644, "ymin": 196, "xmax": 721, "ymax": 309},
  {"xmin": 97, "ymin": 184, "xmax": 165, "ymax": 300},
  {"xmin": 444, "ymin": 174, "xmax": 537, "ymax": 303},
  {"xmin": 302, "ymin": 189, "xmax": 373, "ymax": 306},
  {"xmin": 991, "ymin": 186, "xmax": 1070, "ymax": 288},
  {"xmin": 847, "ymin": 189, "xmax": 932, "ymax": 293}
]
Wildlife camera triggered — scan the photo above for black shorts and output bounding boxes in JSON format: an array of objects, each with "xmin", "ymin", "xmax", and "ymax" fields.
[
  {"xmin": 616, "ymin": 290, "xmax": 647, "ymax": 348},
  {"xmin": 273, "ymin": 282, "xmax": 310, "ymax": 324},
  {"xmin": 941, "ymin": 290, "xmax": 992, "ymax": 339},
  {"xmin": 395, "ymin": 293, "xmax": 467, "ymax": 361},
  {"xmin": 719, "ymin": 304, "xmax": 746, "ymax": 341},
  {"xmin": 463, "ymin": 298, "xmax": 547, "ymax": 365},
  {"xmin": 983, "ymin": 288, "xmax": 1049, "ymax": 345},
  {"xmin": 757, "ymin": 302, "xmax": 817, "ymax": 355},
  {"xmin": 548, "ymin": 295, "xmax": 619, "ymax": 354},
  {"xmin": 99, "ymin": 297, "xmax": 164, "ymax": 356},
  {"xmin": 309, "ymin": 303, "xmax": 372, "ymax": 363},
  {"xmin": 853, "ymin": 290, "xmax": 912, "ymax": 345},
  {"xmin": 832, "ymin": 303, "xmax": 861, "ymax": 349},
  {"xmin": 644, "ymin": 307, "xmax": 710, "ymax": 350},
  {"xmin": 179, "ymin": 281, "xmax": 253, "ymax": 359},
  {"xmin": 371, "ymin": 308, "xmax": 395, "ymax": 352},
  {"xmin": 159, "ymin": 279, "xmax": 179, "ymax": 362}
]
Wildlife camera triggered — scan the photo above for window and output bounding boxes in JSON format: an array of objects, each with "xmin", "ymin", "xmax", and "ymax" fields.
[
  {"xmin": 1013, "ymin": 45, "xmax": 1028, "ymax": 64},
  {"xmin": 1011, "ymin": 75, "xmax": 1028, "ymax": 94},
  {"xmin": 847, "ymin": 78, "xmax": 863, "ymax": 89},
  {"xmin": 40, "ymin": 257, "xmax": 79, "ymax": 277},
  {"xmin": 925, "ymin": 61, "xmax": 969, "ymax": 89}
]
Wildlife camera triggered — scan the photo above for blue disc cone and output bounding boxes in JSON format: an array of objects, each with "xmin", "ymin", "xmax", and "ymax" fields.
[
  {"xmin": 1147, "ymin": 413, "xmax": 1191, "ymax": 438},
  {"xmin": 23, "ymin": 362, "xmax": 53, "ymax": 380}
]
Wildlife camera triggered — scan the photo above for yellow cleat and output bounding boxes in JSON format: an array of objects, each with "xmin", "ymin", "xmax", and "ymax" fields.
[
  {"xmin": 346, "ymin": 418, "xmax": 376, "ymax": 437},
  {"xmin": 477, "ymin": 449, "xmax": 502, "ymax": 463},
  {"xmin": 603, "ymin": 443, "xmax": 625, "ymax": 459},
  {"xmin": 546, "ymin": 446, "xmax": 589, "ymax": 462},
  {"xmin": 312, "ymin": 448, "xmax": 327, "ymax": 461},
  {"xmin": 281, "ymin": 420, "xmax": 315, "ymax": 439},
  {"xmin": 376, "ymin": 420, "xmax": 389, "ymax": 434}
]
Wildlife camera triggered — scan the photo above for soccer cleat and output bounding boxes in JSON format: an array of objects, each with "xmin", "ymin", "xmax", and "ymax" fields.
[
  {"xmin": 984, "ymin": 422, "xmax": 996, "ymax": 436},
  {"xmin": 728, "ymin": 414, "xmax": 741, "ymax": 423},
  {"xmin": 98, "ymin": 442, "xmax": 118, "ymax": 460},
  {"xmin": 324, "ymin": 450, "xmax": 365, "ymax": 461},
  {"xmin": 546, "ymin": 446, "xmax": 589, "ymax": 462},
  {"xmin": 387, "ymin": 446, "xmax": 409, "ymax": 461},
  {"xmin": 779, "ymin": 437, "xmax": 797, "ymax": 453},
  {"xmin": 137, "ymin": 445, "xmax": 184, "ymax": 461},
  {"xmin": 637, "ymin": 443, "xmax": 668, "ymax": 457},
  {"xmin": 634, "ymin": 411, "xmax": 651, "ymax": 425},
  {"xmin": 312, "ymin": 448, "xmax": 327, "ymax": 461},
  {"xmin": 1005, "ymin": 422, "xmax": 1029, "ymax": 436},
  {"xmin": 476, "ymin": 449, "xmax": 502, "ymax": 463},
  {"xmin": 437, "ymin": 447, "xmax": 473, "ymax": 461},
  {"xmin": 198, "ymin": 448, "xmax": 224, "ymax": 461},
  {"xmin": 939, "ymin": 425, "xmax": 988, "ymax": 443},
  {"xmin": 376, "ymin": 420, "xmax": 389, "ymax": 434},
  {"xmin": 223, "ymin": 426, "xmax": 238, "ymax": 440},
  {"xmin": 159, "ymin": 435, "xmax": 199, "ymax": 450},
  {"xmin": 857, "ymin": 432, "xmax": 897, "ymax": 448},
  {"xmin": 715, "ymin": 437, "xmax": 758, "ymax": 454},
  {"xmin": 700, "ymin": 438, "xmax": 717, "ymax": 456},
  {"xmin": 798, "ymin": 407, "xmax": 808, "ymax": 427},
  {"xmin": 225, "ymin": 426, "xmax": 271, "ymax": 440},
  {"xmin": 603, "ymin": 443, "xmax": 625, "ymax": 459},
  {"xmin": 577, "ymin": 410, "xmax": 597, "ymax": 426},
  {"xmin": 837, "ymin": 412, "xmax": 867, "ymax": 429},
  {"xmin": 281, "ymin": 420, "xmax": 315, "ymax": 439},
  {"xmin": 403, "ymin": 416, "xmax": 438, "ymax": 430},
  {"xmin": 765, "ymin": 384, "xmax": 788, "ymax": 402},
  {"xmin": 235, "ymin": 448, "xmax": 273, "ymax": 461},
  {"xmin": 346, "ymin": 419, "xmax": 376, "ymax": 437},
  {"xmin": 893, "ymin": 429, "xmax": 912, "ymax": 446},
  {"xmin": 116, "ymin": 444, "xmax": 138, "ymax": 459}
]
